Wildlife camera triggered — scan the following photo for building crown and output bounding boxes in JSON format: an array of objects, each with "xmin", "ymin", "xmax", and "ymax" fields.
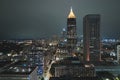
[{"xmin": 68, "ymin": 7, "xmax": 76, "ymax": 18}]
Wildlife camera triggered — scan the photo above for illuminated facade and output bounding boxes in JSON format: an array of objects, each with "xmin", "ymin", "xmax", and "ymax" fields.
[
  {"xmin": 67, "ymin": 8, "xmax": 77, "ymax": 52},
  {"xmin": 83, "ymin": 14, "xmax": 100, "ymax": 61},
  {"xmin": 117, "ymin": 45, "xmax": 120, "ymax": 63}
]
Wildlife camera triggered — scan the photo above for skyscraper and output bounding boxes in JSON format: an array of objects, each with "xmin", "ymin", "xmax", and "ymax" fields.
[
  {"xmin": 67, "ymin": 8, "xmax": 77, "ymax": 53},
  {"xmin": 83, "ymin": 14, "xmax": 101, "ymax": 61}
]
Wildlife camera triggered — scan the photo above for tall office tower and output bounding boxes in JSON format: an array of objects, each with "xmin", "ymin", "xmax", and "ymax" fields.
[
  {"xmin": 67, "ymin": 8, "xmax": 77, "ymax": 53},
  {"xmin": 83, "ymin": 14, "xmax": 101, "ymax": 61}
]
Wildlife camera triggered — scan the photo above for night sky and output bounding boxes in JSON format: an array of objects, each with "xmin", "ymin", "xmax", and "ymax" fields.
[{"xmin": 0, "ymin": 0, "xmax": 120, "ymax": 39}]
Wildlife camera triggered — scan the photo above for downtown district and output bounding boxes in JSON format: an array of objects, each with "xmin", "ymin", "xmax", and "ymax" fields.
[{"xmin": 0, "ymin": 8, "xmax": 120, "ymax": 80}]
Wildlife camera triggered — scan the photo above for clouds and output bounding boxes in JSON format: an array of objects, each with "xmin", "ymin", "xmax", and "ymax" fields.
[{"xmin": 0, "ymin": 0, "xmax": 120, "ymax": 39}]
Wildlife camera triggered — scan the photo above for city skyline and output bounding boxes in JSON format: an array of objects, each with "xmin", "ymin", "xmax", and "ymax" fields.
[{"xmin": 0, "ymin": 0, "xmax": 120, "ymax": 39}]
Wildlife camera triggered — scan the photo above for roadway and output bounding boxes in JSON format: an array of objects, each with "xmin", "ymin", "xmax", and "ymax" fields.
[{"xmin": 44, "ymin": 61, "xmax": 54, "ymax": 80}]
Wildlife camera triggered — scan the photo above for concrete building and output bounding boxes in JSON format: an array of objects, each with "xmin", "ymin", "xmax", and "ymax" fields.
[
  {"xmin": 54, "ymin": 63, "xmax": 95, "ymax": 77},
  {"xmin": 50, "ymin": 57, "xmax": 96, "ymax": 77},
  {"xmin": 117, "ymin": 44, "xmax": 120, "ymax": 63}
]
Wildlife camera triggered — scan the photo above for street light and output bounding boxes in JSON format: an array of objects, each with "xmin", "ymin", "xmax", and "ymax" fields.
[{"xmin": 105, "ymin": 78, "xmax": 109, "ymax": 80}]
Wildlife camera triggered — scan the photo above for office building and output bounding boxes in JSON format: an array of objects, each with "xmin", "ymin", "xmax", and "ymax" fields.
[
  {"xmin": 54, "ymin": 63, "xmax": 95, "ymax": 77},
  {"xmin": 50, "ymin": 57, "xmax": 96, "ymax": 77},
  {"xmin": 83, "ymin": 14, "xmax": 101, "ymax": 61},
  {"xmin": 67, "ymin": 8, "xmax": 77, "ymax": 53}
]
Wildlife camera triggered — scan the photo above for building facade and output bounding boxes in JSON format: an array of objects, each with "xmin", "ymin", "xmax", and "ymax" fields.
[
  {"xmin": 67, "ymin": 8, "xmax": 77, "ymax": 53},
  {"xmin": 83, "ymin": 14, "xmax": 101, "ymax": 61},
  {"xmin": 117, "ymin": 45, "xmax": 120, "ymax": 63},
  {"xmin": 54, "ymin": 63, "xmax": 96, "ymax": 77},
  {"xmin": 50, "ymin": 57, "xmax": 96, "ymax": 77}
]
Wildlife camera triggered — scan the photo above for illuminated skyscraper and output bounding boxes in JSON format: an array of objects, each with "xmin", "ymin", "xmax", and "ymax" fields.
[
  {"xmin": 83, "ymin": 14, "xmax": 101, "ymax": 61},
  {"xmin": 67, "ymin": 7, "xmax": 77, "ymax": 53}
]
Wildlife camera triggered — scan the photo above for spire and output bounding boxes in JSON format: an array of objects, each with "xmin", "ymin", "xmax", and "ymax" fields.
[{"xmin": 68, "ymin": 7, "xmax": 76, "ymax": 18}]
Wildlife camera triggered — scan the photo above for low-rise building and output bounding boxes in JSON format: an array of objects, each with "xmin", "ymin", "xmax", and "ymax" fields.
[
  {"xmin": 0, "ymin": 61, "xmax": 38, "ymax": 80},
  {"xmin": 50, "ymin": 57, "xmax": 96, "ymax": 77}
]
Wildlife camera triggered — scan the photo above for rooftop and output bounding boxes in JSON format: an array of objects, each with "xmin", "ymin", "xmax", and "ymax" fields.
[
  {"xmin": 50, "ymin": 77, "xmax": 101, "ymax": 80},
  {"xmin": 0, "ymin": 61, "xmax": 37, "ymax": 75},
  {"xmin": 68, "ymin": 7, "xmax": 76, "ymax": 18},
  {"xmin": 0, "ymin": 60, "xmax": 12, "ymax": 68}
]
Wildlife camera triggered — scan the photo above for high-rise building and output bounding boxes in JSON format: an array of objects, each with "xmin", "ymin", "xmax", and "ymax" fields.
[
  {"xmin": 67, "ymin": 8, "xmax": 77, "ymax": 53},
  {"xmin": 83, "ymin": 14, "xmax": 101, "ymax": 61}
]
